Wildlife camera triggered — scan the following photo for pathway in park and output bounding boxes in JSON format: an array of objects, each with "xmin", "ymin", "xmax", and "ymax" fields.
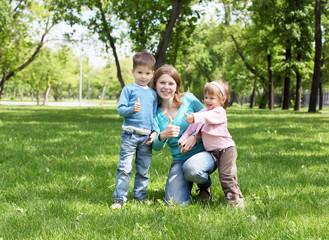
[{"xmin": 0, "ymin": 101, "xmax": 99, "ymax": 107}]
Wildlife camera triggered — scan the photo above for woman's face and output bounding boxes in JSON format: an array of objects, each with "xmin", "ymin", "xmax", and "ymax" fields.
[{"xmin": 155, "ymin": 74, "xmax": 177, "ymax": 101}]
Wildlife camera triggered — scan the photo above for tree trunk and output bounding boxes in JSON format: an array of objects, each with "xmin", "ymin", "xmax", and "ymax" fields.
[
  {"xmin": 136, "ymin": 3, "xmax": 146, "ymax": 48},
  {"xmin": 250, "ymin": 79, "xmax": 257, "ymax": 108},
  {"xmin": 36, "ymin": 89, "xmax": 41, "ymax": 105},
  {"xmin": 43, "ymin": 74, "xmax": 51, "ymax": 105},
  {"xmin": 101, "ymin": 73, "xmax": 110, "ymax": 105},
  {"xmin": 19, "ymin": 91, "xmax": 23, "ymax": 101},
  {"xmin": 267, "ymin": 53, "xmax": 274, "ymax": 109},
  {"xmin": 155, "ymin": 0, "xmax": 182, "ymax": 70},
  {"xmin": 259, "ymin": 94, "xmax": 267, "ymax": 109},
  {"xmin": 97, "ymin": 0, "xmax": 125, "ymax": 89},
  {"xmin": 294, "ymin": 52, "xmax": 302, "ymax": 111},
  {"xmin": 309, "ymin": 0, "xmax": 322, "ymax": 113},
  {"xmin": 319, "ymin": 82, "xmax": 323, "ymax": 110},
  {"xmin": 282, "ymin": 47, "xmax": 291, "ymax": 110},
  {"xmin": 0, "ymin": 71, "xmax": 8, "ymax": 99},
  {"xmin": 43, "ymin": 86, "xmax": 51, "ymax": 105}
]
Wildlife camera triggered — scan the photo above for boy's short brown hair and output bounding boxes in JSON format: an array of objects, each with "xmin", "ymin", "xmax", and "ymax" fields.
[{"xmin": 133, "ymin": 52, "xmax": 156, "ymax": 70}]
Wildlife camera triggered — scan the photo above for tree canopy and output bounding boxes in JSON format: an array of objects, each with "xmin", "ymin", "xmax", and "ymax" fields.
[{"xmin": 1, "ymin": 0, "xmax": 328, "ymax": 111}]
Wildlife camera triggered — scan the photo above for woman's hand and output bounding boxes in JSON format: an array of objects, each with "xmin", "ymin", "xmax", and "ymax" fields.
[
  {"xmin": 179, "ymin": 135, "xmax": 197, "ymax": 154},
  {"xmin": 159, "ymin": 116, "xmax": 180, "ymax": 141}
]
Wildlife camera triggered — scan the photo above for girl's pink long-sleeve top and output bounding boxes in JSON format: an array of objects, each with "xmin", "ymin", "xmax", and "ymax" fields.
[{"xmin": 179, "ymin": 106, "xmax": 235, "ymax": 151}]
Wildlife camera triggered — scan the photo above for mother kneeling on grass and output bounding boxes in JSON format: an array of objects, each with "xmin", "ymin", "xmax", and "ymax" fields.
[{"xmin": 151, "ymin": 64, "xmax": 216, "ymax": 205}]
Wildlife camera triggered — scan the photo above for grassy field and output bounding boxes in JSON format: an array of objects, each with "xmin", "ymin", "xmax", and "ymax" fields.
[{"xmin": 0, "ymin": 105, "xmax": 328, "ymax": 239}]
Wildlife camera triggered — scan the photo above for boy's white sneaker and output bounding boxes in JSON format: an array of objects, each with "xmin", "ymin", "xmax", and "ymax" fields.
[{"xmin": 110, "ymin": 200, "xmax": 123, "ymax": 210}]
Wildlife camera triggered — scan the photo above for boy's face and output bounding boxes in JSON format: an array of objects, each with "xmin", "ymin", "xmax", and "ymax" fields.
[{"xmin": 132, "ymin": 65, "xmax": 154, "ymax": 87}]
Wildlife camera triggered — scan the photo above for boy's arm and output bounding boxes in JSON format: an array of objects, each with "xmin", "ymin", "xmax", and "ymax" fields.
[
  {"xmin": 146, "ymin": 92, "xmax": 158, "ymax": 146},
  {"xmin": 117, "ymin": 87, "xmax": 134, "ymax": 117},
  {"xmin": 151, "ymin": 93, "xmax": 158, "ymax": 132}
]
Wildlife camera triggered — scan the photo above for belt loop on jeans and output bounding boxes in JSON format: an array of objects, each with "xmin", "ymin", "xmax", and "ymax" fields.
[{"xmin": 123, "ymin": 129, "xmax": 144, "ymax": 136}]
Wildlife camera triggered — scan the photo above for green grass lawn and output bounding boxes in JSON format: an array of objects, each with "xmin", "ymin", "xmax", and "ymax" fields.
[{"xmin": 0, "ymin": 105, "xmax": 328, "ymax": 239}]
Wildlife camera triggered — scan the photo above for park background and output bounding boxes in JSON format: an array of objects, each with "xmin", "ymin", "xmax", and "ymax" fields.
[
  {"xmin": 1, "ymin": 0, "xmax": 329, "ymax": 239},
  {"xmin": 0, "ymin": 0, "xmax": 329, "ymax": 110}
]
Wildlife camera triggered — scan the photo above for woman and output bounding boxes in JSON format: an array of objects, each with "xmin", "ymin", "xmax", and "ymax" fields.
[{"xmin": 151, "ymin": 64, "xmax": 216, "ymax": 205}]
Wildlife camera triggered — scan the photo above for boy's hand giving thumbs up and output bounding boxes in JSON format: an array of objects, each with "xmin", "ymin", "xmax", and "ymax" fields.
[{"xmin": 133, "ymin": 97, "xmax": 141, "ymax": 113}]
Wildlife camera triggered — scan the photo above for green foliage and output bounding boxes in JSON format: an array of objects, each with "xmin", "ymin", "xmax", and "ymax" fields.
[
  {"xmin": 3, "ymin": 0, "xmax": 329, "ymax": 104},
  {"xmin": 0, "ymin": 105, "xmax": 328, "ymax": 239},
  {"xmin": 0, "ymin": 0, "xmax": 56, "ymax": 99},
  {"xmin": 0, "ymin": 0, "xmax": 11, "ymax": 31}
]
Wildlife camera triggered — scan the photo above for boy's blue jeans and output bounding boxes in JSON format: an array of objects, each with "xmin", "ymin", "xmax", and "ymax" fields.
[
  {"xmin": 165, "ymin": 151, "xmax": 215, "ymax": 205},
  {"xmin": 113, "ymin": 132, "xmax": 152, "ymax": 202}
]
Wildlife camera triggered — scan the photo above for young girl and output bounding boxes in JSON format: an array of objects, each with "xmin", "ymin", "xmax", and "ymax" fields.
[{"xmin": 178, "ymin": 80, "xmax": 244, "ymax": 207}]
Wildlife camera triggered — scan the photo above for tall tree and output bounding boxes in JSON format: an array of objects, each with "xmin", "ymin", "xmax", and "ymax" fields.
[
  {"xmin": 223, "ymin": 0, "xmax": 269, "ymax": 108},
  {"xmin": 0, "ymin": 0, "xmax": 55, "ymax": 99},
  {"xmin": 112, "ymin": 0, "xmax": 201, "ymax": 69},
  {"xmin": 51, "ymin": 0, "xmax": 200, "ymax": 89},
  {"xmin": 309, "ymin": 0, "xmax": 322, "ymax": 112},
  {"xmin": 49, "ymin": 0, "xmax": 125, "ymax": 89},
  {"xmin": 282, "ymin": 46, "xmax": 292, "ymax": 110},
  {"xmin": 318, "ymin": 2, "xmax": 329, "ymax": 110},
  {"xmin": 293, "ymin": 0, "xmax": 314, "ymax": 111},
  {"xmin": 154, "ymin": 0, "xmax": 182, "ymax": 69}
]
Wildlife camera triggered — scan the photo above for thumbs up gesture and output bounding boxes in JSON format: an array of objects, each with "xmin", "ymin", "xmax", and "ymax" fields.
[
  {"xmin": 158, "ymin": 116, "xmax": 180, "ymax": 141},
  {"xmin": 133, "ymin": 97, "xmax": 141, "ymax": 113},
  {"xmin": 184, "ymin": 112, "xmax": 194, "ymax": 124}
]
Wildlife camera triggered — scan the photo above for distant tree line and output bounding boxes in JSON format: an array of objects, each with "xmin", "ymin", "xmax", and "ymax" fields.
[{"xmin": 1, "ymin": 0, "xmax": 328, "ymax": 112}]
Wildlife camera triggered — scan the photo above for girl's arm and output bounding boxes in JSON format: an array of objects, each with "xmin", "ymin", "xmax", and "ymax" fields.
[
  {"xmin": 178, "ymin": 123, "xmax": 198, "ymax": 145},
  {"xmin": 192, "ymin": 107, "xmax": 227, "ymax": 125}
]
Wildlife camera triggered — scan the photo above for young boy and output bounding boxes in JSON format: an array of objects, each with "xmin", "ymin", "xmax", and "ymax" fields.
[{"xmin": 110, "ymin": 52, "xmax": 157, "ymax": 210}]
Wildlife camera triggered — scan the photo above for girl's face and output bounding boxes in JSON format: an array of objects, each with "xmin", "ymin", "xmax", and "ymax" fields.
[
  {"xmin": 204, "ymin": 93, "xmax": 223, "ymax": 110},
  {"xmin": 155, "ymin": 74, "xmax": 177, "ymax": 101}
]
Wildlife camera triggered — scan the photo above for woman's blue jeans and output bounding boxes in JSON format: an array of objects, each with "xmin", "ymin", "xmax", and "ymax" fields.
[
  {"xmin": 165, "ymin": 151, "xmax": 216, "ymax": 205},
  {"xmin": 113, "ymin": 132, "xmax": 152, "ymax": 202}
]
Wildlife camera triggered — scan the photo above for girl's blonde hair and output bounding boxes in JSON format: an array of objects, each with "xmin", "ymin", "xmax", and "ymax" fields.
[
  {"xmin": 151, "ymin": 64, "xmax": 186, "ymax": 107},
  {"xmin": 204, "ymin": 79, "xmax": 230, "ymax": 109}
]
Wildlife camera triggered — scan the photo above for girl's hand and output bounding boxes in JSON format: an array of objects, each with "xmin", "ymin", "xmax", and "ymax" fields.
[
  {"xmin": 179, "ymin": 135, "xmax": 197, "ymax": 154},
  {"xmin": 184, "ymin": 112, "xmax": 194, "ymax": 124},
  {"xmin": 159, "ymin": 117, "xmax": 180, "ymax": 140}
]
